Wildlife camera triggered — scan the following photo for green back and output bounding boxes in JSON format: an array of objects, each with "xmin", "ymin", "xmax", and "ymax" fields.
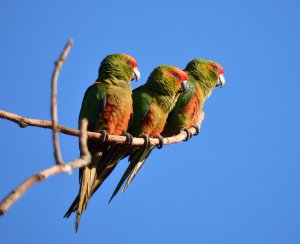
[{"xmin": 78, "ymin": 84, "xmax": 107, "ymax": 132}]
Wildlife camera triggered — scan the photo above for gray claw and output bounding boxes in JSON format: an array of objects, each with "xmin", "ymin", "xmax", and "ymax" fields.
[
  {"xmin": 123, "ymin": 132, "xmax": 133, "ymax": 145},
  {"xmin": 155, "ymin": 135, "xmax": 164, "ymax": 149},
  {"xmin": 141, "ymin": 134, "xmax": 150, "ymax": 147},
  {"xmin": 191, "ymin": 124, "xmax": 200, "ymax": 135},
  {"xmin": 99, "ymin": 130, "xmax": 108, "ymax": 143},
  {"xmin": 182, "ymin": 128, "xmax": 192, "ymax": 141}
]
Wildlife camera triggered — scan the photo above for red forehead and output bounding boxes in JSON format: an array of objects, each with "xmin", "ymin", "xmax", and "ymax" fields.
[
  {"xmin": 212, "ymin": 62, "xmax": 224, "ymax": 75},
  {"xmin": 172, "ymin": 67, "xmax": 188, "ymax": 81},
  {"xmin": 124, "ymin": 55, "xmax": 138, "ymax": 68}
]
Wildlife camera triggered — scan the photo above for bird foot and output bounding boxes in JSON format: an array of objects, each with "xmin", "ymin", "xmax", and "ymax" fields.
[
  {"xmin": 191, "ymin": 124, "xmax": 200, "ymax": 135},
  {"xmin": 141, "ymin": 134, "xmax": 150, "ymax": 148},
  {"xmin": 155, "ymin": 135, "xmax": 164, "ymax": 149},
  {"xmin": 181, "ymin": 127, "xmax": 192, "ymax": 141},
  {"xmin": 99, "ymin": 130, "xmax": 108, "ymax": 143},
  {"xmin": 123, "ymin": 132, "xmax": 133, "ymax": 146}
]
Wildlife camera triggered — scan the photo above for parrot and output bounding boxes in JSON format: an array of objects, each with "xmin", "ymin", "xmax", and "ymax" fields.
[
  {"xmin": 64, "ymin": 53, "xmax": 140, "ymax": 232},
  {"xmin": 114, "ymin": 58, "xmax": 225, "ymax": 196},
  {"xmin": 106, "ymin": 65, "xmax": 189, "ymax": 202},
  {"xmin": 162, "ymin": 58, "xmax": 225, "ymax": 137}
]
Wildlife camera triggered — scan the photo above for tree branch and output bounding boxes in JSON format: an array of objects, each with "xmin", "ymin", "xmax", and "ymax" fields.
[
  {"xmin": 0, "ymin": 109, "xmax": 202, "ymax": 146},
  {"xmin": 0, "ymin": 110, "xmax": 202, "ymax": 215},
  {"xmin": 51, "ymin": 39, "xmax": 74, "ymax": 165},
  {"xmin": 0, "ymin": 119, "xmax": 91, "ymax": 215}
]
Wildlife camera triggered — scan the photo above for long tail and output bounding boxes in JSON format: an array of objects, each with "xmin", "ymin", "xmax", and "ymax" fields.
[
  {"xmin": 123, "ymin": 147, "xmax": 153, "ymax": 192},
  {"xmin": 75, "ymin": 165, "xmax": 96, "ymax": 232},
  {"xmin": 64, "ymin": 153, "xmax": 100, "ymax": 232},
  {"xmin": 64, "ymin": 195, "xmax": 79, "ymax": 218},
  {"xmin": 64, "ymin": 144, "xmax": 131, "ymax": 231},
  {"xmin": 109, "ymin": 147, "xmax": 153, "ymax": 203},
  {"xmin": 89, "ymin": 144, "xmax": 132, "ymax": 197}
]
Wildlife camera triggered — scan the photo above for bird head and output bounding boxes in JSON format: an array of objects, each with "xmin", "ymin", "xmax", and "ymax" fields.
[
  {"xmin": 185, "ymin": 59, "xmax": 225, "ymax": 96},
  {"xmin": 98, "ymin": 53, "xmax": 140, "ymax": 83},
  {"xmin": 147, "ymin": 65, "xmax": 189, "ymax": 96}
]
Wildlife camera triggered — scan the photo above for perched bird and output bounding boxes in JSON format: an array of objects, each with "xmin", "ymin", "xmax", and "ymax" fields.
[
  {"xmin": 64, "ymin": 53, "xmax": 140, "ymax": 232},
  {"xmin": 162, "ymin": 58, "xmax": 225, "ymax": 137},
  {"xmin": 106, "ymin": 65, "xmax": 189, "ymax": 202},
  {"xmin": 117, "ymin": 59, "xmax": 225, "ymax": 194}
]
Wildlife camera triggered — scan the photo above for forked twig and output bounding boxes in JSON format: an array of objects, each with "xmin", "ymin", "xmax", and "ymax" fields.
[
  {"xmin": 51, "ymin": 39, "xmax": 74, "ymax": 165},
  {"xmin": 0, "ymin": 119, "xmax": 91, "ymax": 215}
]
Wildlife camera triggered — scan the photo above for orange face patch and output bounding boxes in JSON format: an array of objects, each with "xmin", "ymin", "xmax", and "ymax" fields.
[
  {"xmin": 209, "ymin": 61, "xmax": 224, "ymax": 75},
  {"xmin": 167, "ymin": 66, "xmax": 188, "ymax": 83},
  {"xmin": 124, "ymin": 54, "xmax": 138, "ymax": 68}
]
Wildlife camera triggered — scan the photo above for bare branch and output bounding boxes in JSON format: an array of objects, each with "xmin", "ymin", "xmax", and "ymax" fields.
[
  {"xmin": 51, "ymin": 39, "xmax": 74, "ymax": 165},
  {"xmin": 0, "ymin": 109, "xmax": 201, "ymax": 146},
  {"xmin": 0, "ymin": 118, "xmax": 91, "ymax": 215}
]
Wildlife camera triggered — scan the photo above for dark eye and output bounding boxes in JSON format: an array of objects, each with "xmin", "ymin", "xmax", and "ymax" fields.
[
  {"xmin": 127, "ymin": 60, "xmax": 132, "ymax": 66},
  {"xmin": 212, "ymin": 65, "xmax": 218, "ymax": 71},
  {"xmin": 174, "ymin": 73, "xmax": 180, "ymax": 79}
]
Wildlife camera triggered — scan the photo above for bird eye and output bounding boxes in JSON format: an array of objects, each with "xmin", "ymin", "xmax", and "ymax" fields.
[
  {"xmin": 127, "ymin": 60, "xmax": 132, "ymax": 66},
  {"xmin": 212, "ymin": 65, "xmax": 218, "ymax": 71},
  {"xmin": 174, "ymin": 73, "xmax": 180, "ymax": 79}
]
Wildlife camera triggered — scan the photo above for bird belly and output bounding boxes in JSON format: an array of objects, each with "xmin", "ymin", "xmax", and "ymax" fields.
[
  {"xmin": 141, "ymin": 104, "xmax": 167, "ymax": 137},
  {"xmin": 102, "ymin": 90, "xmax": 132, "ymax": 135}
]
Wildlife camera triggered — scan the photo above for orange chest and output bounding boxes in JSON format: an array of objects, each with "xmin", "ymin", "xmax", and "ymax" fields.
[
  {"xmin": 102, "ymin": 94, "xmax": 132, "ymax": 135},
  {"xmin": 140, "ymin": 103, "xmax": 168, "ymax": 137},
  {"xmin": 182, "ymin": 95, "xmax": 203, "ymax": 126}
]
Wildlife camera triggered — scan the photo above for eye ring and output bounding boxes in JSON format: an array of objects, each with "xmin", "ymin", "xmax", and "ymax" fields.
[
  {"xmin": 212, "ymin": 65, "xmax": 218, "ymax": 71},
  {"xmin": 174, "ymin": 73, "xmax": 180, "ymax": 79},
  {"xmin": 127, "ymin": 60, "xmax": 132, "ymax": 66}
]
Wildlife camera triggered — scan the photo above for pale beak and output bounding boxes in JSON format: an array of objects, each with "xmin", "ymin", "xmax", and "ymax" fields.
[
  {"xmin": 131, "ymin": 67, "xmax": 141, "ymax": 81},
  {"xmin": 178, "ymin": 80, "xmax": 189, "ymax": 93},
  {"xmin": 216, "ymin": 74, "xmax": 225, "ymax": 87}
]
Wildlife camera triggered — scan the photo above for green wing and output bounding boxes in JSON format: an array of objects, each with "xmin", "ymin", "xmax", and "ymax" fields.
[
  {"xmin": 170, "ymin": 79, "xmax": 195, "ymax": 115},
  {"xmin": 78, "ymin": 84, "xmax": 107, "ymax": 183},
  {"xmin": 108, "ymin": 86, "xmax": 153, "ymax": 202},
  {"xmin": 78, "ymin": 84, "xmax": 107, "ymax": 132},
  {"xmin": 128, "ymin": 85, "xmax": 152, "ymax": 135},
  {"xmin": 65, "ymin": 83, "xmax": 108, "ymax": 227},
  {"xmin": 162, "ymin": 78, "xmax": 195, "ymax": 136}
]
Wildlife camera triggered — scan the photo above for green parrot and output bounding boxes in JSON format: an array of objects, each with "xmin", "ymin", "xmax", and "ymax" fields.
[
  {"xmin": 162, "ymin": 58, "xmax": 225, "ymax": 137},
  {"xmin": 115, "ymin": 59, "xmax": 225, "ymax": 196},
  {"xmin": 107, "ymin": 65, "xmax": 189, "ymax": 202},
  {"xmin": 64, "ymin": 53, "xmax": 140, "ymax": 232}
]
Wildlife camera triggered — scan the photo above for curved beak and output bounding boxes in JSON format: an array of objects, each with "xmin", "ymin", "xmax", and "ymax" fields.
[
  {"xmin": 216, "ymin": 74, "xmax": 225, "ymax": 87},
  {"xmin": 178, "ymin": 80, "xmax": 189, "ymax": 93},
  {"xmin": 131, "ymin": 67, "xmax": 141, "ymax": 81}
]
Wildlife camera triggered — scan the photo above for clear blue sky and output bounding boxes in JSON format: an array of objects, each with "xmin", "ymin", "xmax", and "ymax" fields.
[{"xmin": 1, "ymin": 0, "xmax": 299, "ymax": 243}]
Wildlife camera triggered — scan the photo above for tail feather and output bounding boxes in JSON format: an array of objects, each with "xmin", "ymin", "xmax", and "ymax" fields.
[
  {"xmin": 74, "ymin": 166, "xmax": 93, "ymax": 231},
  {"xmin": 122, "ymin": 147, "xmax": 153, "ymax": 192},
  {"xmin": 109, "ymin": 147, "xmax": 152, "ymax": 203},
  {"xmin": 90, "ymin": 145, "xmax": 131, "ymax": 197},
  {"xmin": 64, "ymin": 164, "xmax": 95, "ymax": 232},
  {"xmin": 64, "ymin": 144, "xmax": 132, "ymax": 231},
  {"xmin": 64, "ymin": 195, "xmax": 79, "ymax": 218}
]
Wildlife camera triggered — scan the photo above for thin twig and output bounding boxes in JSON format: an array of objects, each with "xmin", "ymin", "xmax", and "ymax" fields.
[
  {"xmin": 0, "ymin": 119, "xmax": 91, "ymax": 215},
  {"xmin": 0, "ymin": 109, "xmax": 202, "ymax": 146},
  {"xmin": 51, "ymin": 39, "xmax": 74, "ymax": 165}
]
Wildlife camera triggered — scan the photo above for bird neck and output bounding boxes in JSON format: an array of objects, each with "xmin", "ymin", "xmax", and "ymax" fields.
[
  {"xmin": 196, "ymin": 80, "xmax": 213, "ymax": 99},
  {"xmin": 96, "ymin": 76, "xmax": 131, "ymax": 90}
]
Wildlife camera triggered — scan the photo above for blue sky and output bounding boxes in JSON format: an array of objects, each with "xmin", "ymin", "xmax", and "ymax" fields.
[{"xmin": 1, "ymin": 0, "xmax": 300, "ymax": 243}]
